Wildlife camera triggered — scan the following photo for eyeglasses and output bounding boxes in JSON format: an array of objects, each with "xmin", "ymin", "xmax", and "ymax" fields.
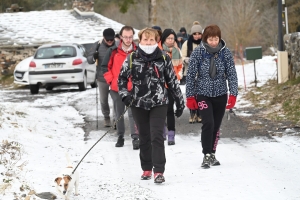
[
  {"xmin": 105, "ymin": 39, "xmax": 114, "ymax": 42},
  {"xmin": 166, "ymin": 37, "xmax": 175, "ymax": 41},
  {"xmin": 121, "ymin": 36, "xmax": 133, "ymax": 40},
  {"xmin": 193, "ymin": 33, "xmax": 202, "ymax": 36}
]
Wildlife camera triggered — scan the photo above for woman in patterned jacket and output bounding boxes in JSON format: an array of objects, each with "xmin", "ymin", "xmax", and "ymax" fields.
[
  {"xmin": 118, "ymin": 28, "xmax": 185, "ymax": 184},
  {"xmin": 186, "ymin": 25, "xmax": 238, "ymax": 169}
]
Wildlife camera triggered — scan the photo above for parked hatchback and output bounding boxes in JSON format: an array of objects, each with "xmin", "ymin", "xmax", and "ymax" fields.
[
  {"xmin": 14, "ymin": 56, "xmax": 33, "ymax": 85},
  {"xmin": 28, "ymin": 43, "xmax": 96, "ymax": 94}
]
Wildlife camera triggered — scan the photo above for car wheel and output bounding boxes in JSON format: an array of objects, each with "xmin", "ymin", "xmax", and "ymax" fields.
[
  {"xmin": 90, "ymin": 75, "xmax": 97, "ymax": 88},
  {"xmin": 78, "ymin": 73, "xmax": 87, "ymax": 91},
  {"xmin": 45, "ymin": 86, "xmax": 53, "ymax": 91},
  {"xmin": 30, "ymin": 84, "xmax": 39, "ymax": 94}
]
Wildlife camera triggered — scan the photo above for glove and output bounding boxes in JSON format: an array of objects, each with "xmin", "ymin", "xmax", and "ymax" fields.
[
  {"xmin": 174, "ymin": 109, "xmax": 183, "ymax": 118},
  {"xmin": 122, "ymin": 96, "xmax": 132, "ymax": 107},
  {"xmin": 93, "ymin": 52, "xmax": 98, "ymax": 60},
  {"xmin": 186, "ymin": 97, "xmax": 198, "ymax": 110},
  {"xmin": 226, "ymin": 95, "xmax": 237, "ymax": 109}
]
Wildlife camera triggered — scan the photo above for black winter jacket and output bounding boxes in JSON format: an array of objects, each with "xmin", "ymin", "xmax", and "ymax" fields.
[{"xmin": 118, "ymin": 48, "xmax": 185, "ymax": 111}]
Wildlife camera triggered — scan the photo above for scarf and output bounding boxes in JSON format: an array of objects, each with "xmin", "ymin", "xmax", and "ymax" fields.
[
  {"xmin": 122, "ymin": 43, "xmax": 133, "ymax": 53},
  {"xmin": 187, "ymin": 35, "xmax": 201, "ymax": 57},
  {"xmin": 203, "ymin": 42, "xmax": 223, "ymax": 79},
  {"xmin": 137, "ymin": 46, "xmax": 160, "ymax": 62},
  {"xmin": 162, "ymin": 43, "xmax": 182, "ymax": 66}
]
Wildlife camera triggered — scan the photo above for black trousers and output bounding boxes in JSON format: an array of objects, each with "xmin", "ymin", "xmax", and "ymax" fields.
[
  {"xmin": 196, "ymin": 94, "xmax": 227, "ymax": 155},
  {"xmin": 131, "ymin": 105, "xmax": 168, "ymax": 173},
  {"xmin": 167, "ymin": 90, "xmax": 175, "ymax": 131}
]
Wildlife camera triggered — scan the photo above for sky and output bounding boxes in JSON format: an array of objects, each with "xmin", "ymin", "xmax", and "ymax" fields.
[{"xmin": 1, "ymin": 10, "xmax": 300, "ymax": 200}]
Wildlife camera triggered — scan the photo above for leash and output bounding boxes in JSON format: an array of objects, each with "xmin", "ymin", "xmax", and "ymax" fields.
[{"xmin": 72, "ymin": 99, "xmax": 133, "ymax": 174}]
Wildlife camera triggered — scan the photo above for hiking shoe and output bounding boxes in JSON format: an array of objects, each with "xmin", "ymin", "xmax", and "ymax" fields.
[
  {"xmin": 167, "ymin": 130, "xmax": 175, "ymax": 145},
  {"xmin": 201, "ymin": 154, "xmax": 211, "ymax": 169},
  {"xmin": 189, "ymin": 116, "xmax": 193, "ymax": 123},
  {"xmin": 210, "ymin": 153, "xmax": 220, "ymax": 166},
  {"xmin": 115, "ymin": 137, "xmax": 124, "ymax": 147},
  {"xmin": 141, "ymin": 171, "xmax": 152, "ymax": 180},
  {"xmin": 154, "ymin": 173, "xmax": 165, "ymax": 183},
  {"xmin": 197, "ymin": 117, "xmax": 202, "ymax": 123},
  {"xmin": 132, "ymin": 139, "xmax": 139, "ymax": 150},
  {"xmin": 104, "ymin": 118, "xmax": 111, "ymax": 127}
]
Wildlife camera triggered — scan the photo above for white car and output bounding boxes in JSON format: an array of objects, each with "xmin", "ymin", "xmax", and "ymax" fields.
[
  {"xmin": 28, "ymin": 43, "xmax": 97, "ymax": 94},
  {"xmin": 14, "ymin": 56, "xmax": 33, "ymax": 85}
]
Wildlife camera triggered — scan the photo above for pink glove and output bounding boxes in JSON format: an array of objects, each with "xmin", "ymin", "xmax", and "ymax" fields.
[
  {"xmin": 226, "ymin": 95, "xmax": 237, "ymax": 109},
  {"xmin": 186, "ymin": 97, "xmax": 198, "ymax": 110}
]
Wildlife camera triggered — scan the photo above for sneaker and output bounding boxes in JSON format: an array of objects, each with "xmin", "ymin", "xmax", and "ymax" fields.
[
  {"xmin": 210, "ymin": 153, "xmax": 220, "ymax": 166},
  {"xmin": 201, "ymin": 154, "xmax": 211, "ymax": 169},
  {"xmin": 104, "ymin": 118, "xmax": 111, "ymax": 127},
  {"xmin": 115, "ymin": 136, "xmax": 124, "ymax": 147},
  {"xmin": 132, "ymin": 139, "xmax": 139, "ymax": 150},
  {"xmin": 141, "ymin": 171, "xmax": 152, "ymax": 180},
  {"xmin": 197, "ymin": 117, "xmax": 202, "ymax": 123},
  {"xmin": 154, "ymin": 173, "xmax": 165, "ymax": 183}
]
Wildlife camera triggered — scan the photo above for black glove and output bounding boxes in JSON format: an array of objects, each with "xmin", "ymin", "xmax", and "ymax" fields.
[
  {"xmin": 174, "ymin": 109, "xmax": 183, "ymax": 118},
  {"xmin": 93, "ymin": 52, "xmax": 98, "ymax": 60},
  {"xmin": 122, "ymin": 96, "xmax": 132, "ymax": 107}
]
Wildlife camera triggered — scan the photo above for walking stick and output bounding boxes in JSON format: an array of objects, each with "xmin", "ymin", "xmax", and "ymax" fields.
[{"xmin": 96, "ymin": 82, "xmax": 98, "ymax": 129}]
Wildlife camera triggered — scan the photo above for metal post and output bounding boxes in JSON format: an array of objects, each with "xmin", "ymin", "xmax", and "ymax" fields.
[
  {"xmin": 254, "ymin": 60, "xmax": 257, "ymax": 87},
  {"xmin": 285, "ymin": 7, "xmax": 289, "ymax": 34},
  {"xmin": 278, "ymin": 0, "xmax": 283, "ymax": 51}
]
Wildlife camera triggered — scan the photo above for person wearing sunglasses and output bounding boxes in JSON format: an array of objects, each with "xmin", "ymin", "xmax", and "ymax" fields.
[
  {"xmin": 118, "ymin": 28, "xmax": 184, "ymax": 183},
  {"xmin": 181, "ymin": 21, "xmax": 203, "ymax": 123},
  {"xmin": 87, "ymin": 28, "xmax": 116, "ymax": 128},
  {"xmin": 102, "ymin": 25, "xmax": 139, "ymax": 150}
]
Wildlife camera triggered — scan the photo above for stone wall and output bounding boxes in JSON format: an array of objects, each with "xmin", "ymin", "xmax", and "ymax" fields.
[
  {"xmin": 284, "ymin": 32, "xmax": 300, "ymax": 79},
  {"xmin": 0, "ymin": 47, "xmax": 36, "ymax": 75}
]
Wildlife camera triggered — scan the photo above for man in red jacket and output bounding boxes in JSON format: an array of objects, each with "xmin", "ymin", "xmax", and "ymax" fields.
[{"xmin": 102, "ymin": 25, "xmax": 139, "ymax": 149}]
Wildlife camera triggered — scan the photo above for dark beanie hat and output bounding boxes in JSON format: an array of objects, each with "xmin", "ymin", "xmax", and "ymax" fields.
[
  {"xmin": 180, "ymin": 27, "xmax": 187, "ymax": 33},
  {"xmin": 152, "ymin": 25, "xmax": 162, "ymax": 31},
  {"xmin": 161, "ymin": 28, "xmax": 177, "ymax": 45},
  {"xmin": 176, "ymin": 32, "xmax": 183, "ymax": 38},
  {"xmin": 103, "ymin": 28, "xmax": 115, "ymax": 40}
]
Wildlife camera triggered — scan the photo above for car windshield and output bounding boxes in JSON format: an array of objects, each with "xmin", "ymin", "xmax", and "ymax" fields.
[{"xmin": 35, "ymin": 46, "xmax": 76, "ymax": 59}]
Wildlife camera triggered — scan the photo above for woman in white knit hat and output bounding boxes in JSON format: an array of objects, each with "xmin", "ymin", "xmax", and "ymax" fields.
[{"xmin": 181, "ymin": 21, "xmax": 203, "ymax": 123}]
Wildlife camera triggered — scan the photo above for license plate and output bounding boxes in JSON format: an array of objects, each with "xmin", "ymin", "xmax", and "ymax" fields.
[
  {"xmin": 15, "ymin": 73, "xmax": 22, "ymax": 78},
  {"xmin": 44, "ymin": 64, "xmax": 63, "ymax": 69}
]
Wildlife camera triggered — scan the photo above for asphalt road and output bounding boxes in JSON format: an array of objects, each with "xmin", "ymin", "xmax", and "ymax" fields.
[{"xmin": 2, "ymin": 86, "xmax": 296, "ymax": 142}]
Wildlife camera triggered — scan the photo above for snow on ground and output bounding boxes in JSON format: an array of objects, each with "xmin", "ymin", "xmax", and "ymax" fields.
[{"xmin": 1, "ymin": 55, "xmax": 300, "ymax": 200}]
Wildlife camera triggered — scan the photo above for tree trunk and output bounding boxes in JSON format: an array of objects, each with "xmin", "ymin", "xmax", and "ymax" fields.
[{"xmin": 148, "ymin": 0, "xmax": 157, "ymax": 27}]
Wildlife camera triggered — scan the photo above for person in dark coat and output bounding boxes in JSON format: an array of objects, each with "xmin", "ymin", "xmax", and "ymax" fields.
[
  {"xmin": 118, "ymin": 28, "xmax": 185, "ymax": 183},
  {"xmin": 179, "ymin": 27, "xmax": 189, "ymax": 43},
  {"xmin": 87, "ymin": 28, "xmax": 116, "ymax": 127}
]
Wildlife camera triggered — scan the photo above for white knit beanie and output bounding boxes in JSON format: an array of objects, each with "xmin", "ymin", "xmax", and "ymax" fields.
[{"xmin": 191, "ymin": 21, "xmax": 203, "ymax": 34}]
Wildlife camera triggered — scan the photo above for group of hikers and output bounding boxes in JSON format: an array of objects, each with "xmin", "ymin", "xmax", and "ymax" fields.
[{"xmin": 87, "ymin": 21, "xmax": 238, "ymax": 184}]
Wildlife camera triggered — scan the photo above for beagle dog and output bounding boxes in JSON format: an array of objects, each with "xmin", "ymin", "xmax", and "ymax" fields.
[{"xmin": 54, "ymin": 153, "xmax": 79, "ymax": 200}]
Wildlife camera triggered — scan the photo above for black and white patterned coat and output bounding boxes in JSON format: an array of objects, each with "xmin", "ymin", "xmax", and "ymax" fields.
[
  {"xmin": 186, "ymin": 39, "xmax": 238, "ymax": 98},
  {"xmin": 118, "ymin": 49, "xmax": 185, "ymax": 111}
]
